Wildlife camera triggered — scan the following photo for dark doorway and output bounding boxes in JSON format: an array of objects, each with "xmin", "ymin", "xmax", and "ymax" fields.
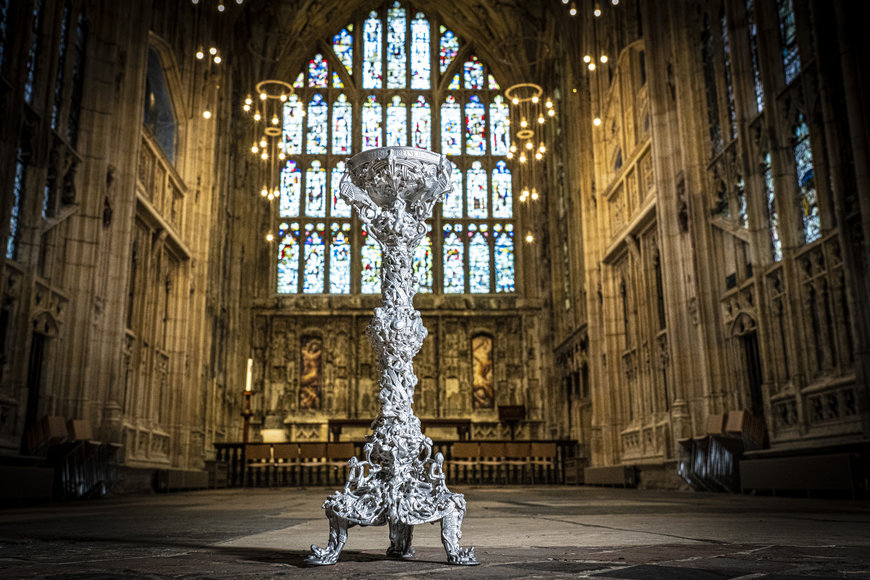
[
  {"xmin": 742, "ymin": 331, "xmax": 764, "ymax": 417},
  {"xmin": 22, "ymin": 333, "xmax": 46, "ymax": 453}
]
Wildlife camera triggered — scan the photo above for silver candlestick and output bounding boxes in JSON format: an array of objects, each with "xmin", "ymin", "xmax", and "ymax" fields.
[{"xmin": 306, "ymin": 147, "xmax": 477, "ymax": 567}]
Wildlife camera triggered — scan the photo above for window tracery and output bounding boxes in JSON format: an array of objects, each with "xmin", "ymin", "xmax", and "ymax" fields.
[{"xmin": 275, "ymin": 1, "xmax": 515, "ymax": 295}]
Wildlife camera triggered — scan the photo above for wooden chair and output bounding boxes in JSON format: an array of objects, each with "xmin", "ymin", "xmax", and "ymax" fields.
[
  {"xmin": 271, "ymin": 443, "xmax": 299, "ymax": 485},
  {"xmin": 528, "ymin": 442, "xmax": 557, "ymax": 483},
  {"xmin": 449, "ymin": 442, "xmax": 480, "ymax": 484},
  {"xmin": 477, "ymin": 442, "xmax": 507, "ymax": 484},
  {"xmin": 244, "ymin": 444, "xmax": 273, "ymax": 487},
  {"xmin": 502, "ymin": 442, "xmax": 532, "ymax": 483},
  {"xmin": 325, "ymin": 442, "xmax": 354, "ymax": 485},
  {"xmin": 298, "ymin": 442, "xmax": 328, "ymax": 486}
]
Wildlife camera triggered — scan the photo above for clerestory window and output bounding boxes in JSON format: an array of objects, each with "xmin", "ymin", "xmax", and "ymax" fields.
[{"xmin": 275, "ymin": 1, "xmax": 516, "ymax": 296}]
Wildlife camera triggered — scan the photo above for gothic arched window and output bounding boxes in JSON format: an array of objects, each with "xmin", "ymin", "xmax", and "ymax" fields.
[{"xmin": 275, "ymin": 1, "xmax": 515, "ymax": 295}]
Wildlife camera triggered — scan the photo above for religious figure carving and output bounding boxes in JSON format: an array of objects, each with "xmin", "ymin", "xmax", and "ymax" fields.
[
  {"xmin": 307, "ymin": 147, "xmax": 477, "ymax": 567},
  {"xmin": 300, "ymin": 336, "xmax": 322, "ymax": 410}
]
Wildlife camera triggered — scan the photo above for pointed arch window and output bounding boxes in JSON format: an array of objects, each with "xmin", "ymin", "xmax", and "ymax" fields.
[{"xmin": 275, "ymin": 1, "xmax": 515, "ymax": 295}]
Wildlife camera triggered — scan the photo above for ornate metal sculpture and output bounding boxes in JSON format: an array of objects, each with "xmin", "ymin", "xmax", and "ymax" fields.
[{"xmin": 306, "ymin": 147, "xmax": 477, "ymax": 567}]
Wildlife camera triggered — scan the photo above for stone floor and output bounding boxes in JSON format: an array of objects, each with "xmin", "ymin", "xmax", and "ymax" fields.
[{"xmin": 0, "ymin": 486, "xmax": 868, "ymax": 579}]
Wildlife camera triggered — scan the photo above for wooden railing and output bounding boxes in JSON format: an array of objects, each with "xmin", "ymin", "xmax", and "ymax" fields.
[{"xmin": 215, "ymin": 440, "xmax": 578, "ymax": 488}]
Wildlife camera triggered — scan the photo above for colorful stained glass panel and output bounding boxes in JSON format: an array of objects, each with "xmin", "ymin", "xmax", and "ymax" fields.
[
  {"xmin": 494, "ymin": 224, "xmax": 515, "ymax": 293},
  {"xmin": 363, "ymin": 11, "xmax": 383, "ymax": 89},
  {"xmin": 443, "ymin": 224, "xmax": 464, "ymax": 293},
  {"xmin": 411, "ymin": 95, "xmax": 431, "ymax": 149},
  {"xmin": 363, "ymin": 95, "xmax": 383, "ymax": 150},
  {"xmin": 441, "ymin": 95, "xmax": 461, "ymax": 155},
  {"xmin": 439, "ymin": 26, "xmax": 458, "ymax": 73},
  {"xmin": 468, "ymin": 223, "xmax": 490, "ymax": 293},
  {"xmin": 488, "ymin": 74, "xmax": 500, "ymax": 90},
  {"xmin": 387, "ymin": 95, "xmax": 407, "ymax": 147},
  {"xmin": 442, "ymin": 165, "xmax": 462, "ymax": 218},
  {"xmin": 332, "ymin": 25, "xmax": 353, "ymax": 75},
  {"xmin": 467, "ymin": 161, "xmax": 487, "ymax": 218},
  {"xmin": 307, "ymin": 94, "xmax": 328, "ymax": 154},
  {"xmin": 282, "ymin": 95, "xmax": 304, "ymax": 155},
  {"xmin": 277, "ymin": 222, "xmax": 300, "ymax": 293},
  {"xmin": 293, "ymin": 72, "xmax": 304, "ymax": 88},
  {"xmin": 490, "ymin": 95, "xmax": 510, "ymax": 156},
  {"xmin": 466, "ymin": 95, "xmax": 486, "ymax": 155},
  {"xmin": 387, "ymin": 3, "xmax": 406, "ymax": 88},
  {"xmin": 280, "ymin": 160, "xmax": 301, "ymax": 217},
  {"xmin": 411, "ymin": 13, "xmax": 430, "ymax": 89},
  {"xmin": 464, "ymin": 56, "xmax": 484, "ymax": 89},
  {"xmin": 332, "ymin": 94, "xmax": 352, "ymax": 155},
  {"xmin": 305, "ymin": 160, "xmax": 326, "ymax": 217},
  {"xmin": 492, "ymin": 161, "xmax": 512, "ymax": 218},
  {"xmin": 331, "ymin": 161, "xmax": 352, "ymax": 218},
  {"xmin": 413, "ymin": 228, "xmax": 433, "ymax": 293},
  {"xmin": 308, "ymin": 54, "xmax": 328, "ymax": 87},
  {"xmin": 361, "ymin": 224, "xmax": 382, "ymax": 294},
  {"xmin": 330, "ymin": 222, "xmax": 352, "ymax": 294},
  {"xmin": 794, "ymin": 118, "xmax": 819, "ymax": 243},
  {"xmin": 303, "ymin": 223, "xmax": 326, "ymax": 293},
  {"xmin": 332, "ymin": 71, "xmax": 344, "ymax": 88}
]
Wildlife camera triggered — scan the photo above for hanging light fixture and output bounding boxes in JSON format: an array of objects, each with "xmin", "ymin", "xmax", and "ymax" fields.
[
  {"xmin": 241, "ymin": 79, "xmax": 294, "ymax": 205},
  {"xmin": 505, "ymin": 83, "xmax": 556, "ymax": 207}
]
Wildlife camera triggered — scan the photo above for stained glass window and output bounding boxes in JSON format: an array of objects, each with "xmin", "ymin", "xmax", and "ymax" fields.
[
  {"xmin": 363, "ymin": 11, "xmax": 383, "ymax": 89},
  {"xmin": 794, "ymin": 116, "xmax": 820, "ymax": 244},
  {"xmin": 387, "ymin": 95, "xmax": 407, "ymax": 147},
  {"xmin": 439, "ymin": 27, "xmax": 458, "ymax": 73},
  {"xmin": 443, "ymin": 224, "xmax": 464, "ymax": 293},
  {"xmin": 443, "ymin": 165, "xmax": 463, "ymax": 218},
  {"xmin": 746, "ymin": 0, "xmax": 764, "ymax": 113},
  {"xmin": 467, "ymin": 161, "xmax": 487, "ymax": 219},
  {"xmin": 465, "ymin": 95, "xmax": 486, "ymax": 155},
  {"xmin": 468, "ymin": 223, "xmax": 490, "ymax": 293},
  {"xmin": 411, "ymin": 96, "xmax": 431, "ymax": 149},
  {"xmin": 361, "ymin": 224, "xmax": 382, "ymax": 294},
  {"xmin": 441, "ymin": 95, "xmax": 461, "ymax": 155},
  {"xmin": 332, "ymin": 94, "xmax": 352, "ymax": 155},
  {"xmin": 490, "ymin": 95, "xmax": 510, "ymax": 156},
  {"xmin": 331, "ymin": 161, "xmax": 352, "ymax": 218},
  {"xmin": 736, "ymin": 177, "xmax": 747, "ymax": 229},
  {"xmin": 276, "ymin": 4, "xmax": 514, "ymax": 296},
  {"xmin": 414, "ymin": 228, "xmax": 433, "ymax": 293},
  {"xmin": 363, "ymin": 95, "xmax": 383, "ymax": 150},
  {"xmin": 464, "ymin": 56, "xmax": 484, "ymax": 90},
  {"xmin": 494, "ymin": 224, "xmax": 515, "ymax": 293},
  {"xmin": 411, "ymin": 13, "xmax": 430, "ymax": 89},
  {"xmin": 307, "ymin": 94, "xmax": 328, "ymax": 154},
  {"xmin": 283, "ymin": 95, "xmax": 304, "ymax": 155},
  {"xmin": 303, "ymin": 223, "xmax": 326, "ymax": 293},
  {"xmin": 330, "ymin": 222, "xmax": 352, "ymax": 294},
  {"xmin": 280, "ymin": 160, "xmax": 301, "ymax": 217},
  {"xmin": 333, "ymin": 26, "xmax": 353, "ymax": 75},
  {"xmin": 777, "ymin": 0, "xmax": 800, "ymax": 84},
  {"xmin": 305, "ymin": 160, "xmax": 326, "ymax": 217},
  {"xmin": 277, "ymin": 222, "xmax": 300, "ymax": 293},
  {"xmin": 309, "ymin": 54, "xmax": 328, "ymax": 88},
  {"xmin": 492, "ymin": 161, "xmax": 512, "ymax": 218},
  {"xmin": 721, "ymin": 12, "xmax": 737, "ymax": 141},
  {"xmin": 762, "ymin": 153, "xmax": 782, "ymax": 262},
  {"xmin": 387, "ymin": 2, "xmax": 406, "ymax": 88}
]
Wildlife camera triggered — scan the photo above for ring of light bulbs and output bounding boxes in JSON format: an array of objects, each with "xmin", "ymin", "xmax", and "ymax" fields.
[{"xmin": 241, "ymin": 80, "xmax": 294, "ymax": 208}]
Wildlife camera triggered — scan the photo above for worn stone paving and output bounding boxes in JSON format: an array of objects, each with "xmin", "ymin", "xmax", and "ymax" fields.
[{"xmin": 0, "ymin": 486, "xmax": 868, "ymax": 579}]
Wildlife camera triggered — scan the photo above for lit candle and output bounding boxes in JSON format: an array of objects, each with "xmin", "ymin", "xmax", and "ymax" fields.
[{"xmin": 245, "ymin": 358, "xmax": 253, "ymax": 392}]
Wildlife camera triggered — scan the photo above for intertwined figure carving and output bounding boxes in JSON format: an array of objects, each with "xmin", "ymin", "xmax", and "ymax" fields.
[{"xmin": 306, "ymin": 147, "xmax": 477, "ymax": 567}]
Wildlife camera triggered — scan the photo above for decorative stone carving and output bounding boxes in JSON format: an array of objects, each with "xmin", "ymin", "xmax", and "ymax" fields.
[{"xmin": 307, "ymin": 147, "xmax": 477, "ymax": 567}]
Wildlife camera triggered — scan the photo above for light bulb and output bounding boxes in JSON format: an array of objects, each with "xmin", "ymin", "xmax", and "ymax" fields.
[
  {"xmin": 510, "ymin": 144, "xmax": 517, "ymax": 152},
  {"xmin": 243, "ymin": 104, "xmax": 250, "ymax": 112},
  {"xmin": 612, "ymin": 0, "xmax": 619, "ymax": 4},
  {"xmin": 202, "ymin": 110, "xmax": 212, "ymax": 119},
  {"xmin": 267, "ymin": 192, "xmax": 275, "ymax": 201},
  {"xmin": 272, "ymin": 116, "xmax": 279, "ymax": 125},
  {"xmin": 532, "ymin": 96, "xmax": 539, "ymax": 103},
  {"xmin": 548, "ymin": 109, "xmax": 555, "ymax": 117},
  {"xmin": 253, "ymin": 112, "xmax": 261, "ymax": 121},
  {"xmin": 213, "ymin": 55, "xmax": 221, "ymax": 64},
  {"xmin": 535, "ymin": 152, "xmax": 543, "ymax": 160},
  {"xmin": 512, "ymin": 97, "xmax": 519, "ymax": 105},
  {"xmin": 531, "ymin": 190, "xmax": 539, "ymax": 200},
  {"xmin": 583, "ymin": 55, "xmax": 591, "ymax": 63},
  {"xmin": 209, "ymin": 47, "xmax": 217, "ymax": 55},
  {"xmin": 525, "ymin": 233, "xmax": 534, "ymax": 243},
  {"xmin": 251, "ymin": 145, "xmax": 259, "ymax": 154},
  {"xmin": 593, "ymin": 117, "xmax": 602, "ymax": 126},
  {"xmin": 538, "ymin": 116, "xmax": 545, "ymax": 124},
  {"xmin": 265, "ymin": 233, "xmax": 274, "ymax": 242},
  {"xmin": 245, "ymin": 96, "xmax": 252, "ymax": 105},
  {"xmin": 522, "ymin": 188, "xmax": 530, "ymax": 197},
  {"xmin": 261, "ymin": 152, "xmax": 268, "ymax": 160},
  {"xmin": 278, "ymin": 152, "xmax": 286, "ymax": 160},
  {"xmin": 506, "ymin": 151, "xmax": 513, "ymax": 159},
  {"xmin": 594, "ymin": 3, "xmax": 602, "ymax": 17},
  {"xmin": 525, "ymin": 141, "xmax": 533, "ymax": 150},
  {"xmin": 195, "ymin": 50, "xmax": 204, "ymax": 60},
  {"xmin": 280, "ymin": 94, "xmax": 287, "ymax": 102},
  {"xmin": 561, "ymin": 0, "xmax": 568, "ymax": 4},
  {"xmin": 545, "ymin": 100, "xmax": 553, "ymax": 108},
  {"xmin": 260, "ymin": 93, "xmax": 267, "ymax": 100},
  {"xmin": 260, "ymin": 187, "xmax": 268, "ymax": 197},
  {"xmin": 520, "ymin": 119, "xmax": 528, "ymax": 128},
  {"xmin": 217, "ymin": 3, "xmax": 225, "ymax": 12},
  {"xmin": 588, "ymin": 63, "xmax": 596, "ymax": 71},
  {"xmin": 570, "ymin": 4, "xmax": 577, "ymax": 16},
  {"xmin": 259, "ymin": 139, "xmax": 267, "ymax": 147},
  {"xmin": 539, "ymin": 145, "xmax": 547, "ymax": 153},
  {"xmin": 600, "ymin": 55, "xmax": 608, "ymax": 63},
  {"xmin": 519, "ymin": 154, "xmax": 527, "ymax": 163}
]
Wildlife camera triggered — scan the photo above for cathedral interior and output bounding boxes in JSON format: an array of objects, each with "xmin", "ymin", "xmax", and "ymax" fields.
[{"xmin": 1, "ymin": 0, "xmax": 869, "ymax": 504}]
